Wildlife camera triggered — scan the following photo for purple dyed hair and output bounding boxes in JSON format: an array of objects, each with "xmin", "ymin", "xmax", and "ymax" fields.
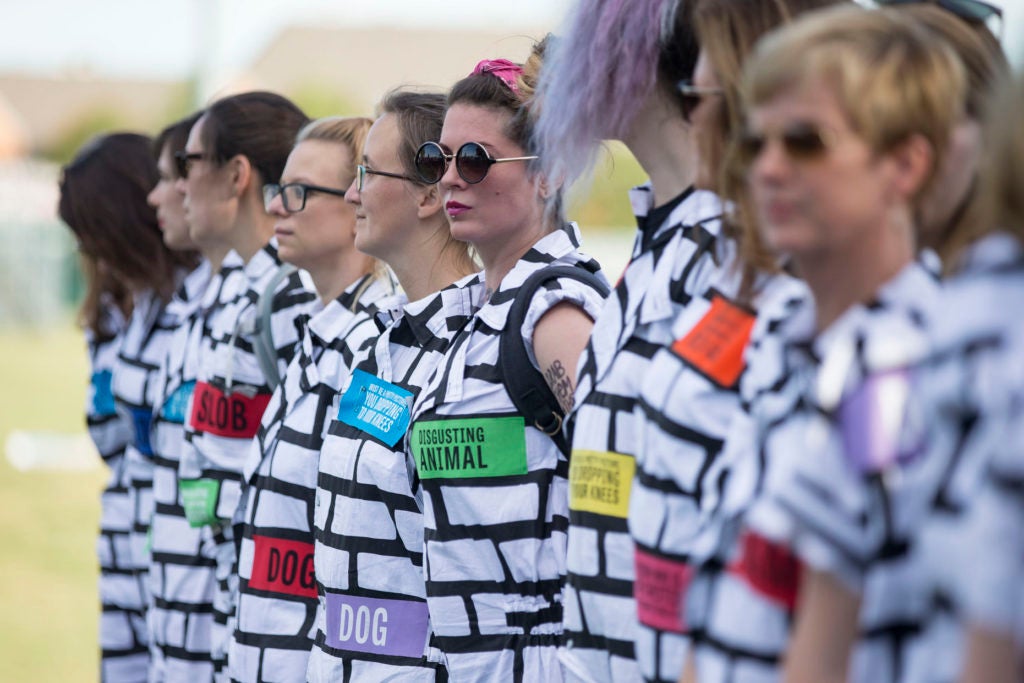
[{"xmin": 534, "ymin": 0, "xmax": 683, "ymax": 189}]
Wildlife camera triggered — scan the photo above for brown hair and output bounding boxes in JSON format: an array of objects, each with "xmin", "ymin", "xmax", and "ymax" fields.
[
  {"xmin": 295, "ymin": 115, "xmax": 391, "ymax": 297},
  {"xmin": 59, "ymin": 133, "xmax": 198, "ymax": 336},
  {"xmin": 898, "ymin": 4, "xmax": 1006, "ymax": 120},
  {"xmin": 153, "ymin": 111, "xmax": 203, "ymax": 171},
  {"xmin": 948, "ymin": 73, "xmax": 1024, "ymax": 269},
  {"xmin": 448, "ymin": 38, "xmax": 562, "ymax": 220},
  {"xmin": 295, "ymin": 115, "xmax": 374, "ymax": 183},
  {"xmin": 693, "ymin": 0, "xmax": 848, "ymax": 298},
  {"xmin": 200, "ymin": 91, "xmax": 309, "ymax": 186},
  {"xmin": 376, "ymin": 90, "xmax": 448, "ymax": 180},
  {"xmin": 377, "ymin": 88, "xmax": 477, "ymax": 274}
]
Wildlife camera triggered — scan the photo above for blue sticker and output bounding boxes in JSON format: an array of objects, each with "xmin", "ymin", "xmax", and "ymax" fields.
[
  {"xmin": 161, "ymin": 380, "xmax": 196, "ymax": 424},
  {"xmin": 337, "ymin": 369, "xmax": 414, "ymax": 447},
  {"xmin": 129, "ymin": 407, "xmax": 154, "ymax": 456},
  {"xmin": 90, "ymin": 370, "xmax": 116, "ymax": 417}
]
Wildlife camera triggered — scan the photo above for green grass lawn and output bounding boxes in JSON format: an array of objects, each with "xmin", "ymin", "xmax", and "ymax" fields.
[{"xmin": 0, "ymin": 323, "xmax": 106, "ymax": 682}]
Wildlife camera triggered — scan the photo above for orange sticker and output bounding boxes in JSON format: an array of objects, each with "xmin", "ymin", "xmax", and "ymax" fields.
[{"xmin": 671, "ymin": 293, "xmax": 756, "ymax": 388}]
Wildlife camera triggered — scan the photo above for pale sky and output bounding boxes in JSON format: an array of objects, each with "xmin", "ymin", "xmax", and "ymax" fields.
[
  {"xmin": 1, "ymin": 0, "xmax": 1021, "ymax": 83},
  {"xmin": 0, "ymin": 1, "xmax": 573, "ymax": 80}
]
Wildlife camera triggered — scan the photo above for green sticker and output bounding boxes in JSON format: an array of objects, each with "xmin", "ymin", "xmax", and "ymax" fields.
[
  {"xmin": 179, "ymin": 478, "xmax": 220, "ymax": 528},
  {"xmin": 411, "ymin": 416, "xmax": 528, "ymax": 479}
]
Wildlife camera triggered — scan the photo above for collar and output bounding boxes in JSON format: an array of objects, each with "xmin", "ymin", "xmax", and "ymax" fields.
[
  {"xmin": 241, "ymin": 239, "xmax": 282, "ymax": 283},
  {"xmin": 475, "ymin": 224, "xmax": 594, "ymax": 332},
  {"xmin": 397, "ymin": 271, "xmax": 485, "ymax": 348}
]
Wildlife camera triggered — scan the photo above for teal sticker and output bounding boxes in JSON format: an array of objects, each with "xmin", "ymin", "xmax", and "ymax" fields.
[
  {"xmin": 161, "ymin": 380, "xmax": 196, "ymax": 424},
  {"xmin": 411, "ymin": 416, "xmax": 528, "ymax": 479},
  {"xmin": 337, "ymin": 369, "xmax": 414, "ymax": 447},
  {"xmin": 90, "ymin": 370, "xmax": 116, "ymax": 417},
  {"xmin": 179, "ymin": 478, "xmax": 220, "ymax": 528}
]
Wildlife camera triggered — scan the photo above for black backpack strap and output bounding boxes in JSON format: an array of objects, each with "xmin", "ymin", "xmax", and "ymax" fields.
[{"xmin": 499, "ymin": 265, "xmax": 611, "ymax": 456}]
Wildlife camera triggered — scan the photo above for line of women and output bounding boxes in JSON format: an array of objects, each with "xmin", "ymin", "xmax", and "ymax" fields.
[{"xmin": 59, "ymin": 0, "xmax": 1022, "ymax": 681}]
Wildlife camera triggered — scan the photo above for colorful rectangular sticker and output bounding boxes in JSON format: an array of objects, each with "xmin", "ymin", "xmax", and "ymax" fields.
[
  {"xmin": 179, "ymin": 478, "xmax": 220, "ymax": 528},
  {"xmin": 337, "ymin": 369, "xmax": 414, "ymax": 447},
  {"xmin": 248, "ymin": 535, "xmax": 316, "ymax": 599},
  {"xmin": 161, "ymin": 380, "xmax": 196, "ymax": 424},
  {"xmin": 568, "ymin": 450, "xmax": 634, "ymax": 518},
  {"xmin": 728, "ymin": 530, "xmax": 802, "ymax": 611},
  {"xmin": 671, "ymin": 293, "xmax": 756, "ymax": 388},
  {"xmin": 411, "ymin": 416, "xmax": 528, "ymax": 479},
  {"xmin": 324, "ymin": 593, "xmax": 430, "ymax": 658},
  {"xmin": 634, "ymin": 548, "xmax": 694, "ymax": 633},
  {"xmin": 839, "ymin": 368, "xmax": 922, "ymax": 474},
  {"xmin": 128, "ymin": 407, "xmax": 154, "ymax": 456},
  {"xmin": 90, "ymin": 370, "xmax": 116, "ymax": 417},
  {"xmin": 188, "ymin": 380, "xmax": 271, "ymax": 439}
]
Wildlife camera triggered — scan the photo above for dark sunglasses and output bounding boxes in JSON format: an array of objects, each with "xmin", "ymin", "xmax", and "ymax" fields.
[
  {"xmin": 736, "ymin": 124, "xmax": 837, "ymax": 164},
  {"xmin": 262, "ymin": 182, "xmax": 348, "ymax": 213},
  {"xmin": 876, "ymin": 0, "xmax": 1002, "ymax": 35},
  {"xmin": 355, "ymin": 164, "xmax": 420, "ymax": 193},
  {"xmin": 173, "ymin": 151, "xmax": 204, "ymax": 179},
  {"xmin": 414, "ymin": 141, "xmax": 538, "ymax": 185}
]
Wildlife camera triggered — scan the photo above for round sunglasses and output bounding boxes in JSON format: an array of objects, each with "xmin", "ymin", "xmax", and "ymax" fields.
[{"xmin": 414, "ymin": 141, "xmax": 538, "ymax": 185}]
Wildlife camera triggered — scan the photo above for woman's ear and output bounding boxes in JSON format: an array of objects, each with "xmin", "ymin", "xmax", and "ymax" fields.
[
  {"xmin": 888, "ymin": 133, "xmax": 934, "ymax": 203},
  {"xmin": 226, "ymin": 154, "xmax": 253, "ymax": 199},
  {"xmin": 417, "ymin": 182, "xmax": 444, "ymax": 220}
]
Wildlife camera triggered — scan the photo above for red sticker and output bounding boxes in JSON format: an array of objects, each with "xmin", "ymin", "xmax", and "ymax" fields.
[
  {"xmin": 248, "ymin": 535, "xmax": 317, "ymax": 599},
  {"xmin": 728, "ymin": 530, "xmax": 802, "ymax": 611},
  {"xmin": 634, "ymin": 548, "xmax": 694, "ymax": 633},
  {"xmin": 671, "ymin": 293, "xmax": 756, "ymax": 388},
  {"xmin": 188, "ymin": 381, "xmax": 271, "ymax": 439}
]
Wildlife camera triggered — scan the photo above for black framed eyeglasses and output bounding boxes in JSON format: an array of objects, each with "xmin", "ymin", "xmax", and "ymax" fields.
[
  {"xmin": 262, "ymin": 182, "xmax": 349, "ymax": 213},
  {"xmin": 414, "ymin": 141, "xmax": 538, "ymax": 185},
  {"xmin": 875, "ymin": 0, "xmax": 1003, "ymax": 36},
  {"xmin": 355, "ymin": 164, "xmax": 421, "ymax": 192},
  {"xmin": 173, "ymin": 151, "xmax": 204, "ymax": 179}
]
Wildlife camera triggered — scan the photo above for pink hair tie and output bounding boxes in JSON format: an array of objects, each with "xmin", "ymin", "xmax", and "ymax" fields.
[{"xmin": 472, "ymin": 58, "xmax": 523, "ymax": 96}]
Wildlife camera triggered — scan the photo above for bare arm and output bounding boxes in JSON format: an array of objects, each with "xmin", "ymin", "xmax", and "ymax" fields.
[
  {"xmin": 783, "ymin": 568, "xmax": 861, "ymax": 683},
  {"xmin": 960, "ymin": 625, "xmax": 1021, "ymax": 683},
  {"xmin": 679, "ymin": 652, "xmax": 698, "ymax": 683},
  {"xmin": 532, "ymin": 302, "xmax": 595, "ymax": 414}
]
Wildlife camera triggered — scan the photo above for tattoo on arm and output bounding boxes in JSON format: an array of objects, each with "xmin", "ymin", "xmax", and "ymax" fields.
[{"xmin": 543, "ymin": 359, "xmax": 575, "ymax": 414}]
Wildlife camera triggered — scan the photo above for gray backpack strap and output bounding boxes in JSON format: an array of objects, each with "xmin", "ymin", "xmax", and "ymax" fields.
[{"xmin": 254, "ymin": 263, "xmax": 298, "ymax": 391}]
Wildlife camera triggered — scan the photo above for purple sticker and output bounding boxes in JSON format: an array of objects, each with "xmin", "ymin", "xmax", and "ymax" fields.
[
  {"xmin": 839, "ymin": 368, "xmax": 923, "ymax": 473},
  {"xmin": 324, "ymin": 593, "xmax": 430, "ymax": 658}
]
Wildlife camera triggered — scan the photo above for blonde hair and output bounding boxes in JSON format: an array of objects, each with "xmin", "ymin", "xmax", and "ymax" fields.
[
  {"xmin": 948, "ymin": 73, "xmax": 1024, "ymax": 270},
  {"xmin": 742, "ymin": 6, "xmax": 965, "ymax": 189},
  {"xmin": 296, "ymin": 116, "xmax": 373, "ymax": 180},
  {"xmin": 295, "ymin": 115, "xmax": 391, "ymax": 303}
]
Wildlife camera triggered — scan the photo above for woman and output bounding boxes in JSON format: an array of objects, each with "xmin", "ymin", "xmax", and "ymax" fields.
[
  {"xmin": 307, "ymin": 90, "xmax": 483, "ymax": 683},
  {"xmin": 146, "ymin": 111, "xmax": 233, "ymax": 682},
  {"xmin": 229, "ymin": 115, "xmax": 396, "ymax": 683},
  {"xmin": 541, "ymin": 0, "xmax": 839, "ymax": 681},
  {"xmin": 407, "ymin": 43, "xmax": 608, "ymax": 682},
  {"xmin": 59, "ymin": 132, "xmax": 198, "ymax": 681},
  {"xmin": 175, "ymin": 91, "xmax": 315, "ymax": 682},
  {"xmin": 741, "ymin": 6, "xmax": 1008, "ymax": 683},
  {"xmin": 930, "ymin": 71, "xmax": 1024, "ymax": 683},
  {"xmin": 533, "ymin": 4, "xmax": 724, "ymax": 679},
  {"xmin": 741, "ymin": 5, "xmax": 1003, "ymax": 683},
  {"xmin": 681, "ymin": 6, "xmax": 963, "ymax": 682}
]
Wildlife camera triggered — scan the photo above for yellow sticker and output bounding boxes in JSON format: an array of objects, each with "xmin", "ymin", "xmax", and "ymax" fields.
[{"xmin": 569, "ymin": 449, "xmax": 634, "ymax": 518}]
